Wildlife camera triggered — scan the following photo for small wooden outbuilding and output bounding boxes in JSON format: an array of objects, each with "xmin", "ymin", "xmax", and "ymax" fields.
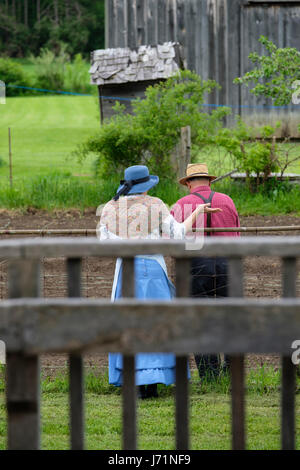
[{"xmin": 89, "ymin": 42, "xmax": 185, "ymax": 122}]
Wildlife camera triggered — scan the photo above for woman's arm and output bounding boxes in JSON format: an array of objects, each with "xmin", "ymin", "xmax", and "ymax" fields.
[
  {"xmin": 183, "ymin": 203, "xmax": 222, "ymax": 233},
  {"xmin": 159, "ymin": 201, "xmax": 222, "ymax": 239}
]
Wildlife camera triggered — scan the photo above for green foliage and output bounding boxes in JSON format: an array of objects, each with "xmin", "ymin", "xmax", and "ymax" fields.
[
  {"xmin": 1, "ymin": 162, "xmax": 299, "ymax": 214},
  {"xmin": 0, "ymin": 0, "xmax": 105, "ymax": 58},
  {"xmin": 0, "ymin": 50, "xmax": 92, "ymax": 96},
  {"xmin": 198, "ymin": 118, "xmax": 286, "ymax": 191},
  {"xmin": 27, "ymin": 47, "xmax": 93, "ymax": 93},
  {"xmin": 0, "ymin": 57, "xmax": 31, "ymax": 96},
  {"xmin": 74, "ymin": 70, "xmax": 230, "ymax": 180},
  {"xmin": 29, "ymin": 46, "xmax": 69, "ymax": 91},
  {"xmin": 215, "ymin": 178, "xmax": 300, "ymax": 216},
  {"xmin": 0, "ymin": 171, "xmax": 101, "ymax": 209},
  {"xmin": 234, "ymin": 35, "xmax": 300, "ymax": 106},
  {"xmin": 64, "ymin": 53, "xmax": 92, "ymax": 94},
  {"xmin": 78, "ymin": 113, "xmax": 149, "ymax": 176},
  {"xmin": 35, "ymin": 364, "xmax": 299, "ymax": 396}
]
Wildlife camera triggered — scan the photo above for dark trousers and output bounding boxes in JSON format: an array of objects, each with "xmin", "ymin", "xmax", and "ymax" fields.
[{"xmin": 191, "ymin": 257, "xmax": 230, "ymax": 378}]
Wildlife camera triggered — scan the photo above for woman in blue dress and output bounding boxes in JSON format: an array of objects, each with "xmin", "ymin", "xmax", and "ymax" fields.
[{"xmin": 99, "ymin": 165, "xmax": 221, "ymax": 398}]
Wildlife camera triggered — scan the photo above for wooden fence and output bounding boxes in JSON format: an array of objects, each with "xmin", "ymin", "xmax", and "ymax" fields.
[
  {"xmin": 0, "ymin": 236, "xmax": 299, "ymax": 450},
  {"xmin": 0, "ymin": 226, "xmax": 300, "ymax": 236}
]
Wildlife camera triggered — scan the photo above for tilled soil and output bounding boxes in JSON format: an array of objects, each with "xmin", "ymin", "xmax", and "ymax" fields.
[{"xmin": 0, "ymin": 209, "xmax": 300, "ymax": 374}]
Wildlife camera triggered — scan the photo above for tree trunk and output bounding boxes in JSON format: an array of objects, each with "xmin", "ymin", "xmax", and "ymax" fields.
[
  {"xmin": 54, "ymin": 0, "xmax": 59, "ymax": 25},
  {"xmin": 65, "ymin": 0, "xmax": 70, "ymax": 19},
  {"xmin": 24, "ymin": 0, "xmax": 28, "ymax": 27},
  {"xmin": 75, "ymin": 1, "xmax": 81, "ymax": 19},
  {"xmin": 12, "ymin": 0, "xmax": 16, "ymax": 20},
  {"xmin": 37, "ymin": 0, "xmax": 40, "ymax": 24}
]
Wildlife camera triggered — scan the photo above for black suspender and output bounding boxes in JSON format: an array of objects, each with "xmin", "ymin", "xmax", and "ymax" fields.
[{"xmin": 193, "ymin": 191, "xmax": 215, "ymax": 236}]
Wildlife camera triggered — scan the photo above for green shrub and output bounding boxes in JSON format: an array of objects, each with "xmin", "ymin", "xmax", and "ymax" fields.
[
  {"xmin": 0, "ymin": 171, "xmax": 101, "ymax": 209},
  {"xmin": 73, "ymin": 70, "xmax": 230, "ymax": 180},
  {"xmin": 214, "ymin": 178, "xmax": 300, "ymax": 215},
  {"xmin": 197, "ymin": 118, "xmax": 300, "ymax": 191},
  {"xmin": 28, "ymin": 47, "xmax": 92, "ymax": 94},
  {"xmin": 234, "ymin": 36, "xmax": 300, "ymax": 134},
  {"xmin": 0, "ymin": 57, "xmax": 31, "ymax": 96},
  {"xmin": 234, "ymin": 35, "xmax": 300, "ymax": 107},
  {"xmin": 29, "ymin": 46, "xmax": 69, "ymax": 91},
  {"xmin": 64, "ymin": 53, "xmax": 93, "ymax": 94}
]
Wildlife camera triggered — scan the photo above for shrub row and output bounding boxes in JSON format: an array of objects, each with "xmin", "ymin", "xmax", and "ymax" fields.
[{"xmin": 0, "ymin": 50, "xmax": 93, "ymax": 96}]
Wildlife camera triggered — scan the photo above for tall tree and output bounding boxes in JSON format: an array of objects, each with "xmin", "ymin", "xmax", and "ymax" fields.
[
  {"xmin": 65, "ymin": 0, "xmax": 70, "ymax": 20},
  {"xmin": 36, "ymin": 0, "xmax": 40, "ymax": 24},
  {"xmin": 24, "ymin": 0, "xmax": 28, "ymax": 27},
  {"xmin": 12, "ymin": 0, "xmax": 16, "ymax": 20},
  {"xmin": 53, "ymin": 0, "xmax": 59, "ymax": 25}
]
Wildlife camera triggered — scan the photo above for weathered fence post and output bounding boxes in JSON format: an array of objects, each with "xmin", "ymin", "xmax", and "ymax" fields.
[
  {"xmin": 175, "ymin": 258, "xmax": 190, "ymax": 450},
  {"xmin": 122, "ymin": 257, "xmax": 137, "ymax": 450},
  {"xmin": 228, "ymin": 257, "xmax": 245, "ymax": 450},
  {"xmin": 281, "ymin": 257, "xmax": 297, "ymax": 450},
  {"xmin": 170, "ymin": 126, "xmax": 191, "ymax": 179},
  {"xmin": 6, "ymin": 259, "xmax": 41, "ymax": 450},
  {"xmin": 67, "ymin": 258, "xmax": 85, "ymax": 450},
  {"xmin": 8, "ymin": 127, "xmax": 13, "ymax": 189}
]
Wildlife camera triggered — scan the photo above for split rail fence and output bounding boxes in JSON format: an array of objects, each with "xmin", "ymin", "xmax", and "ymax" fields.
[{"xmin": 0, "ymin": 236, "xmax": 299, "ymax": 450}]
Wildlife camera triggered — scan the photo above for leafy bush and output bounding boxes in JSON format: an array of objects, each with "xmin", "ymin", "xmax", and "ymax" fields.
[
  {"xmin": 28, "ymin": 46, "xmax": 92, "ymax": 94},
  {"xmin": 29, "ymin": 45, "xmax": 69, "ymax": 91},
  {"xmin": 216, "ymin": 178, "xmax": 300, "ymax": 215},
  {"xmin": 74, "ymin": 70, "xmax": 230, "ymax": 180},
  {"xmin": 64, "ymin": 53, "xmax": 93, "ymax": 94},
  {"xmin": 234, "ymin": 35, "xmax": 300, "ymax": 107},
  {"xmin": 197, "ymin": 118, "xmax": 300, "ymax": 191},
  {"xmin": 0, "ymin": 57, "xmax": 31, "ymax": 96}
]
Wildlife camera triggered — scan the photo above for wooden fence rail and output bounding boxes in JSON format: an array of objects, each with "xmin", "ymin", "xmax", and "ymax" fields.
[
  {"xmin": 0, "ymin": 226, "xmax": 300, "ymax": 236},
  {"xmin": 0, "ymin": 237, "xmax": 299, "ymax": 450}
]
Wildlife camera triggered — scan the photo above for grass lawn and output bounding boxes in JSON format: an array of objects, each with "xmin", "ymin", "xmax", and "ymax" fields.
[
  {"xmin": 0, "ymin": 96, "xmax": 299, "ymax": 213},
  {"xmin": 1, "ymin": 96, "xmax": 299, "ymax": 184},
  {"xmin": 0, "ymin": 96, "xmax": 99, "ymax": 182},
  {"xmin": 1, "ymin": 390, "xmax": 300, "ymax": 450},
  {"xmin": 0, "ymin": 368, "xmax": 299, "ymax": 450}
]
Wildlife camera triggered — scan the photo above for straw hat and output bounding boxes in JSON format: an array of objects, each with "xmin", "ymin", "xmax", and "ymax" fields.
[{"xmin": 179, "ymin": 163, "xmax": 216, "ymax": 186}]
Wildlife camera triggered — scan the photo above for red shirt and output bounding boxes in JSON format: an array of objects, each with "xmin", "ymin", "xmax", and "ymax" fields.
[{"xmin": 171, "ymin": 185, "xmax": 240, "ymax": 237}]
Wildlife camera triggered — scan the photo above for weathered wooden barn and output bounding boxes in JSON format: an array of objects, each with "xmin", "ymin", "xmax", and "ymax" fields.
[
  {"xmin": 89, "ymin": 42, "xmax": 185, "ymax": 120},
  {"xmin": 104, "ymin": 0, "xmax": 300, "ymax": 136}
]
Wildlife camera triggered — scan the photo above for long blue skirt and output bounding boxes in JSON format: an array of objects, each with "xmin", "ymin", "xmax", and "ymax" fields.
[{"xmin": 109, "ymin": 258, "xmax": 177, "ymax": 386}]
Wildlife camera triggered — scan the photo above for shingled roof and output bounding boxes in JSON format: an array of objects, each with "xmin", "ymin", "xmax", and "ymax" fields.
[{"xmin": 89, "ymin": 42, "xmax": 185, "ymax": 85}]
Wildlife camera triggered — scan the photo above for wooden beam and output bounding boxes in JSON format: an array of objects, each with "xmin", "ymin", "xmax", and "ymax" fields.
[
  {"xmin": 1, "ymin": 226, "xmax": 300, "ymax": 236},
  {"xmin": 0, "ymin": 298, "xmax": 300, "ymax": 354},
  {"xmin": 1, "ymin": 237, "xmax": 300, "ymax": 259}
]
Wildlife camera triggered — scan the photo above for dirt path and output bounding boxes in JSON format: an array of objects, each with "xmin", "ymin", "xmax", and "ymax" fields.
[{"xmin": 1, "ymin": 210, "xmax": 299, "ymax": 373}]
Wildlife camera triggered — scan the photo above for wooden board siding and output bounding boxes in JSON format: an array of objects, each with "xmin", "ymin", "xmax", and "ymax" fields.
[{"xmin": 105, "ymin": 0, "xmax": 300, "ymax": 135}]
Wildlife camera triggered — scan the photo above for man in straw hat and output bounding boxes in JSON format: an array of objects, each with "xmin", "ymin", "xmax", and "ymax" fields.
[{"xmin": 171, "ymin": 163, "xmax": 240, "ymax": 379}]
